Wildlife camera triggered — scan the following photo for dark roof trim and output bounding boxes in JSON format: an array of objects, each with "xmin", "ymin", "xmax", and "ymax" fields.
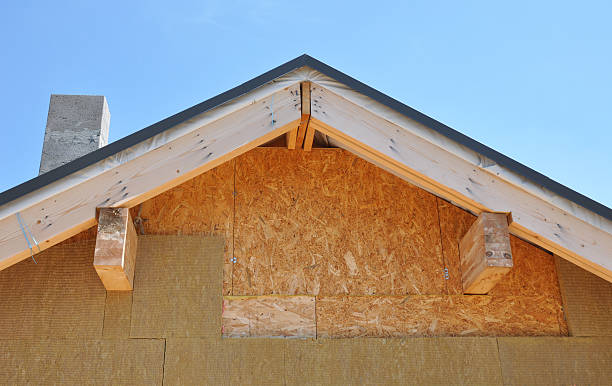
[{"xmin": 1, "ymin": 54, "xmax": 610, "ymax": 222}]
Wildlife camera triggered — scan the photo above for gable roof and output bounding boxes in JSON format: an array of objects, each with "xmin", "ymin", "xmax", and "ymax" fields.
[{"xmin": 0, "ymin": 54, "xmax": 610, "ymax": 282}]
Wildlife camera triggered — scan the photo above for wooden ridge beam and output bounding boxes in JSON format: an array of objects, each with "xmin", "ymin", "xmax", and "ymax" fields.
[
  {"xmin": 94, "ymin": 207, "xmax": 138, "ymax": 290},
  {"xmin": 293, "ymin": 81, "xmax": 311, "ymax": 150},
  {"xmin": 460, "ymin": 212, "xmax": 513, "ymax": 294},
  {"xmin": 308, "ymin": 84, "xmax": 612, "ymax": 284}
]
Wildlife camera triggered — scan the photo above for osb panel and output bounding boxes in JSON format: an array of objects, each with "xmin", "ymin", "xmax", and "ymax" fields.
[
  {"xmin": 165, "ymin": 338, "xmax": 286, "ymax": 385},
  {"xmin": 222, "ymin": 295, "xmax": 315, "ymax": 338},
  {"xmin": 103, "ymin": 292, "xmax": 133, "ymax": 338},
  {"xmin": 285, "ymin": 337, "xmax": 503, "ymax": 385},
  {"xmin": 0, "ymin": 338, "xmax": 164, "ymax": 385},
  {"xmin": 0, "ymin": 239, "xmax": 106, "ymax": 338},
  {"xmin": 436, "ymin": 198, "xmax": 562, "ymax": 300},
  {"xmin": 233, "ymin": 148, "xmax": 445, "ymax": 296},
  {"xmin": 130, "ymin": 235, "xmax": 224, "ymax": 338},
  {"xmin": 316, "ymin": 295, "xmax": 564, "ymax": 338},
  {"xmin": 138, "ymin": 160, "xmax": 234, "ymax": 295},
  {"xmin": 498, "ymin": 337, "xmax": 612, "ymax": 385},
  {"xmin": 556, "ymin": 256, "xmax": 612, "ymax": 336}
]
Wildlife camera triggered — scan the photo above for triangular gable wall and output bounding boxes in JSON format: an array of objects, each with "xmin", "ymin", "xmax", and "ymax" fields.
[{"xmin": 0, "ymin": 58, "xmax": 610, "ymax": 283}]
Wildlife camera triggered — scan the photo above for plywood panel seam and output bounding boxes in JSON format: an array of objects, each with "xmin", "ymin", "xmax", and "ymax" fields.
[
  {"xmin": 232, "ymin": 159, "xmax": 236, "ymax": 296},
  {"xmin": 434, "ymin": 198, "xmax": 450, "ymax": 295}
]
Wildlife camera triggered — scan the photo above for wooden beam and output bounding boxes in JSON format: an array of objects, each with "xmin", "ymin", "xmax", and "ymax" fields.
[
  {"xmin": 303, "ymin": 121, "xmax": 315, "ymax": 151},
  {"xmin": 308, "ymin": 84, "xmax": 612, "ymax": 284},
  {"xmin": 94, "ymin": 208, "xmax": 138, "ymax": 290},
  {"xmin": 0, "ymin": 85, "xmax": 301, "ymax": 271},
  {"xmin": 459, "ymin": 212, "xmax": 513, "ymax": 294},
  {"xmin": 295, "ymin": 82, "xmax": 311, "ymax": 149},
  {"xmin": 286, "ymin": 127, "xmax": 298, "ymax": 149}
]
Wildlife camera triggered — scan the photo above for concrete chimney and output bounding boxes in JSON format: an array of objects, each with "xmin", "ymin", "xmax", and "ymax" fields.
[{"xmin": 39, "ymin": 95, "xmax": 110, "ymax": 175}]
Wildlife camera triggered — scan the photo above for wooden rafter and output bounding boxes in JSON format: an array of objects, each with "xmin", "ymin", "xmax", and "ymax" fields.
[
  {"xmin": 0, "ymin": 85, "xmax": 301, "ymax": 271},
  {"xmin": 308, "ymin": 84, "xmax": 612, "ymax": 283}
]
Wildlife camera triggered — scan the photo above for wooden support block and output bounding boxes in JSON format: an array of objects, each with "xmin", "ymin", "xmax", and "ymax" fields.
[
  {"xmin": 295, "ymin": 82, "xmax": 311, "ymax": 149},
  {"xmin": 94, "ymin": 208, "xmax": 138, "ymax": 290},
  {"xmin": 460, "ymin": 212, "xmax": 513, "ymax": 294}
]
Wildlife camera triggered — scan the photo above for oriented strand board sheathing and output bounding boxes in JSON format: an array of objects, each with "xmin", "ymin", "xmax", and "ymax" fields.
[
  {"xmin": 0, "ymin": 239, "xmax": 106, "ymax": 338},
  {"xmin": 0, "ymin": 338, "xmax": 164, "ymax": 384},
  {"xmin": 556, "ymin": 256, "xmax": 612, "ymax": 336},
  {"xmin": 165, "ymin": 338, "xmax": 286, "ymax": 385},
  {"xmin": 316, "ymin": 295, "xmax": 565, "ymax": 338},
  {"xmin": 436, "ymin": 198, "xmax": 476, "ymax": 294},
  {"xmin": 103, "ymin": 292, "xmax": 133, "ymax": 337},
  {"xmin": 222, "ymin": 295, "xmax": 315, "ymax": 338},
  {"xmin": 233, "ymin": 148, "xmax": 446, "ymax": 296},
  {"xmin": 497, "ymin": 337, "xmax": 612, "ymax": 385},
  {"xmin": 285, "ymin": 338, "xmax": 503, "ymax": 385},
  {"xmin": 139, "ymin": 161, "xmax": 234, "ymax": 295},
  {"xmin": 130, "ymin": 235, "xmax": 224, "ymax": 338}
]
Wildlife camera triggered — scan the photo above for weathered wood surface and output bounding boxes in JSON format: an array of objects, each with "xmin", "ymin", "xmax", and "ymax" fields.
[
  {"xmin": 0, "ymin": 85, "xmax": 301, "ymax": 272},
  {"xmin": 94, "ymin": 208, "xmax": 138, "ymax": 290},
  {"xmin": 309, "ymin": 84, "xmax": 612, "ymax": 283},
  {"xmin": 222, "ymin": 295, "xmax": 315, "ymax": 338},
  {"xmin": 460, "ymin": 212, "xmax": 513, "ymax": 294}
]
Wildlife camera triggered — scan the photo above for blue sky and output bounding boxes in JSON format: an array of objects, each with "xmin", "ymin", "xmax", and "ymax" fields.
[{"xmin": 0, "ymin": 1, "xmax": 610, "ymax": 208}]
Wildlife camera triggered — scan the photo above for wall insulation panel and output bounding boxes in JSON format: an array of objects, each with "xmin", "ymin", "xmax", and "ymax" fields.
[
  {"xmin": 130, "ymin": 235, "xmax": 224, "ymax": 338},
  {"xmin": 498, "ymin": 337, "xmax": 612, "ymax": 385},
  {"xmin": 556, "ymin": 256, "xmax": 612, "ymax": 336},
  {"xmin": 0, "ymin": 239, "xmax": 106, "ymax": 338},
  {"xmin": 0, "ymin": 338, "xmax": 164, "ymax": 385}
]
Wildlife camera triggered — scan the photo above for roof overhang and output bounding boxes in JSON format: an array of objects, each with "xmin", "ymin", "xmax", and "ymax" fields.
[{"xmin": 1, "ymin": 55, "xmax": 611, "ymax": 282}]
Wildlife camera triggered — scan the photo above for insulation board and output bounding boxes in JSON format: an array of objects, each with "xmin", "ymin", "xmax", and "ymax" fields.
[
  {"xmin": 556, "ymin": 256, "xmax": 612, "ymax": 336},
  {"xmin": 497, "ymin": 337, "xmax": 612, "ymax": 385},
  {"xmin": 130, "ymin": 235, "xmax": 224, "ymax": 338},
  {"xmin": 0, "ymin": 338, "xmax": 164, "ymax": 385},
  {"xmin": 0, "ymin": 239, "xmax": 106, "ymax": 338}
]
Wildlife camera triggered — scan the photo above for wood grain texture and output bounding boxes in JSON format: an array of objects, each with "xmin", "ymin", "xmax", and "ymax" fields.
[
  {"xmin": 316, "ymin": 295, "xmax": 565, "ymax": 338},
  {"xmin": 460, "ymin": 212, "xmax": 513, "ymax": 294},
  {"xmin": 232, "ymin": 148, "xmax": 445, "ymax": 296},
  {"xmin": 222, "ymin": 295, "xmax": 315, "ymax": 338},
  {"xmin": 94, "ymin": 207, "xmax": 138, "ymax": 290}
]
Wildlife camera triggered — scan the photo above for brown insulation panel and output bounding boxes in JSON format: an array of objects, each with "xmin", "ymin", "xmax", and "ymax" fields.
[
  {"xmin": 498, "ymin": 337, "xmax": 612, "ymax": 385},
  {"xmin": 222, "ymin": 295, "xmax": 315, "ymax": 338},
  {"xmin": 165, "ymin": 338, "xmax": 286, "ymax": 385},
  {"xmin": 0, "ymin": 338, "xmax": 164, "ymax": 384},
  {"xmin": 130, "ymin": 235, "xmax": 224, "ymax": 338},
  {"xmin": 232, "ymin": 148, "xmax": 446, "ymax": 296},
  {"xmin": 316, "ymin": 295, "xmax": 565, "ymax": 338},
  {"xmin": 556, "ymin": 256, "xmax": 612, "ymax": 336},
  {"xmin": 0, "ymin": 239, "xmax": 106, "ymax": 338},
  {"xmin": 103, "ymin": 292, "xmax": 133, "ymax": 338},
  {"xmin": 164, "ymin": 337, "xmax": 502, "ymax": 385},
  {"xmin": 137, "ymin": 160, "xmax": 234, "ymax": 295}
]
